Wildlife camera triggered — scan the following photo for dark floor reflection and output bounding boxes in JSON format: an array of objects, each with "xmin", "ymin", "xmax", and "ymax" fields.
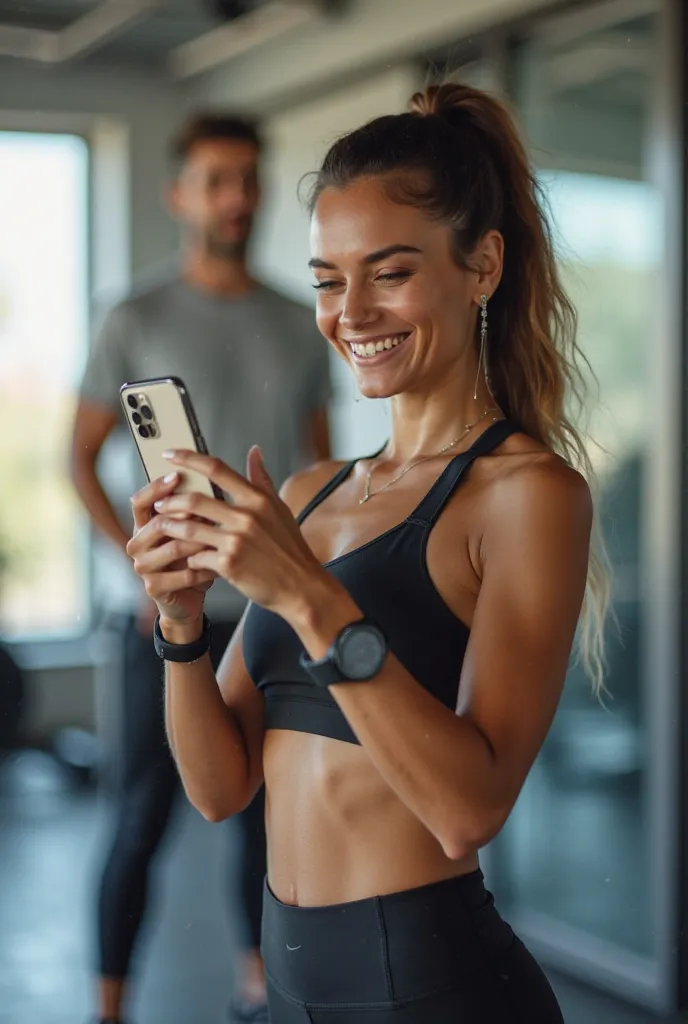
[{"xmin": 0, "ymin": 751, "xmax": 684, "ymax": 1024}]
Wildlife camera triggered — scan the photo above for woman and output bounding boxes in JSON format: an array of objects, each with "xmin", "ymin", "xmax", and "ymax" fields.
[{"xmin": 128, "ymin": 83, "xmax": 607, "ymax": 1022}]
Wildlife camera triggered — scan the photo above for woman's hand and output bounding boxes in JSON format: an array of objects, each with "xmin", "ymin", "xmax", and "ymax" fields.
[
  {"xmin": 153, "ymin": 446, "xmax": 330, "ymax": 619},
  {"xmin": 127, "ymin": 472, "xmax": 217, "ymax": 627}
]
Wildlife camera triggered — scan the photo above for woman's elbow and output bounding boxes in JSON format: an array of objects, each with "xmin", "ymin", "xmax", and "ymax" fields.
[
  {"xmin": 199, "ymin": 804, "xmax": 233, "ymax": 824},
  {"xmin": 186, "ymin": 778, "xmax": 259, "ymax": 823},
  {"xmin": 439, "ymin": 807, "xmax": 507, "ymax": 862},
  {"xmin": 185, "ymin": 787, "xmax": 237, "ymax": 823}
]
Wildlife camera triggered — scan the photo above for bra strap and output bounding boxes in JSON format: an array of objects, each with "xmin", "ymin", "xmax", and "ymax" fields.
[
  {"xmin": 296, "ymin": 461, "xmax": 356, "ymax": 525},
  {"xmin": 409, "ymin": 419, "xmax": 520, "ymax": 527},
  {"xmin": 297, "ymin": 444, "xmax": 387, "ymax": 525}
]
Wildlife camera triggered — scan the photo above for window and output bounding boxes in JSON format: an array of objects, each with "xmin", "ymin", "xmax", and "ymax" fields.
[
  {"xmin": 0, "ymin": 132, "xmax": 90, "ymax": 639},
  {"xmin": 489, "ymin": 7, "xmax": 663, "ymax": 962}
]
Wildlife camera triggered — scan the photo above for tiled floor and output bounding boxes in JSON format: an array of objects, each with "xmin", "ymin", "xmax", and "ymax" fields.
[{"xmin": 0, "ymin": 749, "xmax": 686, "ymax": 1024}]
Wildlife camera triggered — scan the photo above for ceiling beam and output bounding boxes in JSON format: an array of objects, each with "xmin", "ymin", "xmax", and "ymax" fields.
[
  {"xmin": 168, "ymin": 1, "xmax": 319, "ymax": 79},
  {"xmin": 193, "ymin": 0, "xmax": 554, "ymax": 115},
  {"xmin": 0, "ymin": 0, "xmax": 167, "ymax": 64}
]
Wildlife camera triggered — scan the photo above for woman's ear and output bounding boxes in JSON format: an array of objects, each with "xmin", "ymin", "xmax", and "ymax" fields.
[{"xmin": 475, "ymin": 229, "xmax": 504, "ymax": 298}]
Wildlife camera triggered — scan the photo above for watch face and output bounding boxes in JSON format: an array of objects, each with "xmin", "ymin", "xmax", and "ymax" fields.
[{"xmin": 338, "ymin": 623, "xmax": 387, "ymax": 681}]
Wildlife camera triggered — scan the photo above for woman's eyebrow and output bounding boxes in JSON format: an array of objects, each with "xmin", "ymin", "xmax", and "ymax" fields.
[{"xmin": 308, "ymin": 244, "xmax": 422, "ymax": 270}]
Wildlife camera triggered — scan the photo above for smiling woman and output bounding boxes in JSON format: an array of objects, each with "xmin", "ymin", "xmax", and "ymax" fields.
[{"xmin": 128, "ymin": 81, "xmax": 607, "ymax": 1023}]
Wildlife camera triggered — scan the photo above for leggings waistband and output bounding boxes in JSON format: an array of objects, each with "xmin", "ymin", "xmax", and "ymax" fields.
[{"xmin": 261, "ymin": 870, "xmax": 514, "ymax": 1007}]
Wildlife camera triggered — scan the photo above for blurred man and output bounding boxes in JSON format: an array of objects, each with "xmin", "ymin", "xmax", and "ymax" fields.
[{"xmin": 71, "ymin": 113, "xmax": 331, "ymax": 1024}]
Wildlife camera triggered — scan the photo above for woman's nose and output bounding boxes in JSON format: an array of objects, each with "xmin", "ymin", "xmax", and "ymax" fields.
[{"xmin": 339, "ymin": 287, "xmax": 377, "ymax": 331}]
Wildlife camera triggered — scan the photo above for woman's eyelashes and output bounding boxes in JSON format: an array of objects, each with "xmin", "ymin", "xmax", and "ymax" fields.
[
  {"xmin": 376, "ymin": 270, "xmax": 414, "ymax": 285},
  {"xmin": 312, "ymin": 269, "xmax": 414, "ymax": 291}
]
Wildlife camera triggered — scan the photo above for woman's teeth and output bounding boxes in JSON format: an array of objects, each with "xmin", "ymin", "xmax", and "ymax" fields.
[{"xmin": 351, "ymin": 335, "xmax": 407, "ymax": 358}]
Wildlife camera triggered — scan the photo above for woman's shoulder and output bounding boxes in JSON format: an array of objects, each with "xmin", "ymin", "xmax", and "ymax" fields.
[
  {"xmin": 279, "ymin": 459, "xmax": 353, "ymax": 518},
  {"xmin": 482, "ymin": 430, "xmax": 593, "ymax": 537}
]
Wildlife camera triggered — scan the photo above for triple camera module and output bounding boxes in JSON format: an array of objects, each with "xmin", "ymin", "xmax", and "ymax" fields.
[{"xmin": 126, "ymin": 392, "xmax": 158, "ymax": 439}]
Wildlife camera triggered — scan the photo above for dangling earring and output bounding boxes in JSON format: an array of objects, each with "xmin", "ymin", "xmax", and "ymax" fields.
[{"xmin": 473, "ymin": 294, "xmax": 489, "ymax": 401}]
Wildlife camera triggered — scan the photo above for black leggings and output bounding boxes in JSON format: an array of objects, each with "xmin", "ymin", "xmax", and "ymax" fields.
[
  {"xmin": 97, "ymin": 614, "xmax": 266, "ymax": 978},
  {"xmin": 261, "ymin": 871, "xmax": 564, "ymax": 1023}
]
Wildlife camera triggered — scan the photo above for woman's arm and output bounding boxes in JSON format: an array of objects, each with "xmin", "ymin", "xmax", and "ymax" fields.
[
  {"xmin": 286, "ymin": 460, "xmax": 592, "ymax": 860},
  {"xmin": 126, "ymin": 469, "xmax": 266, "ymax": 825},
  {"xmin": 160, "ymin": 464, "xmax": 342, "ymax": 821},
  {"xmin": 162, "ymin": 613, "xmax": 265, "ymax": 822}
]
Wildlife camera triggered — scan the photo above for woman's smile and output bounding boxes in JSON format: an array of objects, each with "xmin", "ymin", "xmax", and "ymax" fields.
[{"xmin": 343, "ymin": 331, "xmax": 412, "ymax": 366}]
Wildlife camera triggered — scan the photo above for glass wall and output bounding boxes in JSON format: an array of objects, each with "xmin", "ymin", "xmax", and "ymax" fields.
[
  {"xmin": 450, "ymin": 0, "xmax": 681, "ymax": 1011},
  {"xmin": 491, "ymin": 3, "xmax": 661, "ymax": 955}
]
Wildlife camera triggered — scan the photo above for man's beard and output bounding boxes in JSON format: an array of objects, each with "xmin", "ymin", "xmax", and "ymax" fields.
[
  {"xmin": 206, "ymin": 235, "xmax": 249, "ymax": 261},
  {"xmin": 204, "ymin": 217, "xmax": 253, "ymax": 262}
]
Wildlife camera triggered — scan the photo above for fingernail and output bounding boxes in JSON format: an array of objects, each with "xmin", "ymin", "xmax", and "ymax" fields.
[
  {"xmin": 163, "ymin": 473, "xmax": 177, "ymax": 484},
  {"xmin": 161, "ymin": 450, "xmax": 175, "ymax": 459},
  {"xmin": 153, "ymin": 500, "xmax": 164, "ymax": 510}
]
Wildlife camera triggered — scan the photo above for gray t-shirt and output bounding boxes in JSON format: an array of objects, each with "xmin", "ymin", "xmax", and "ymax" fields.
[{"xmin": 80, "ymin": 275, "xmax": 331, "ymax": 619}]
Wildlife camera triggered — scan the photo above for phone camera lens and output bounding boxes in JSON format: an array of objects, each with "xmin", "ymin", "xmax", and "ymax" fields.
[
  {"xmin": 138, "ymin": 425, "xmax": 150, "ymax": 439},
  {"xmin": 147, "ymin": 423, "xmax": 157, "ymax": 438},
  {"xmin": 132, "ymin": 412, "xmax": 141, "ymax": 425},
  {"xmin": 140, "ymin": 404, "xmax": 153, "ymax": 420},
  {"xmin": 127, "ymin": 395, "xmax": 138, "ymax": 409}
]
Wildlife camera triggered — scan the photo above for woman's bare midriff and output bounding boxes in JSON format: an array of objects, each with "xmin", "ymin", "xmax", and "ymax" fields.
[{"xmin": 263, "ymin": 728, "xmax": 478, "ymax": 908}]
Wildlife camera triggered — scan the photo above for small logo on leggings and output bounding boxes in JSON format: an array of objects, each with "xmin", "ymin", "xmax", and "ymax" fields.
[{"xmin": 286, "ymin": 943, "xmax": 301, "ymax": 951}]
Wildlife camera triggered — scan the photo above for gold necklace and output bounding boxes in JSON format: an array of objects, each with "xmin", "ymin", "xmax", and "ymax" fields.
[{"xmin": 359, "ymin": 407, "xmax": 499, "ymax": 504}]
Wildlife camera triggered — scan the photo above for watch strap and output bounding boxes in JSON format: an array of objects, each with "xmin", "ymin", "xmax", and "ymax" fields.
[
  {"xmin": 299, "ymin": 617, "xmax": 387, "ymax": 688},
  {"xmin": 298, "ymin": 650, "xmax": 345, "ymax": 688},
  {"xmin": 153, "ymin": 614, "xmax": 212, "ymax": 663}
]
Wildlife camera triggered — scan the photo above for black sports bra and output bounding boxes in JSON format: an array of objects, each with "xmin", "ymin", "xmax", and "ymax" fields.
[{"xmin": 242, "ymin": 419, "xmax": 518, "ymax": 745}]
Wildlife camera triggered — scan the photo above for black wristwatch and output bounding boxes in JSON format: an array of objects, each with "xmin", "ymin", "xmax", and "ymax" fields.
[
  {"xmin": 299, "ymin": 618, "xmax": 389, "ymax": 687},
  {"xmin": 153, "ymin": 614, "xmax": 212, "ymax": 663}
]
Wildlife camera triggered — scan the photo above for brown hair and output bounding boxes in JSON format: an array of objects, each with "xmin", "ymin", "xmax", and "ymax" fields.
[
  {"xmin": 170, "ymin": 111, "xmax": 262, "ymax": 165},
  {"xmin": 309, "ymin": 82, "xmax": 609, "ymax": 694}
]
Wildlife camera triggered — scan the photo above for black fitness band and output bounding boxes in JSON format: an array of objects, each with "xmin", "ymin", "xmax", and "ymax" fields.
[{"xmin": 153, "ymin": 614, "xmax": 212, "ymax": 663}]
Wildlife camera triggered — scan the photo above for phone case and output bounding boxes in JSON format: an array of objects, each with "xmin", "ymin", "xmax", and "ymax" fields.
[{"xmin": 119, "ymin": 376, "xmax": 224, "ymax": 500}]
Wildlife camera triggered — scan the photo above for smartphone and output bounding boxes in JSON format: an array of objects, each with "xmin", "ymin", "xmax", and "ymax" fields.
[{"xmin": 119, "ymin": 376, "xmax": 224, "ymax": 500}]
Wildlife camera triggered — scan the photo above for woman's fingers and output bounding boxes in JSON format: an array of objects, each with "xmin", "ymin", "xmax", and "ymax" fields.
[
  {"xmin": 127, "ymin": 514, "xmax": 165, "ymax": 558},
  {"xmin": 143, "ymin": 567, "xmax": 216, "ymax": 599},
  {"xmin": 159, "ymin": 515, "xmax": 241, "ymax": 550},
  {"xmin": 131, "ymin": 537, "xmax": 207, "ymax": 575},
  {"xmin": 186, "ymin": 548, "xmax": 230, "ymax": 576},
  {"xmin": 161, "ymin": 449, "xmax": 261, "ymax": 507},
  {"xmin": 130, "ymin": 472, "xmax": 180, "ymax": 531},
  {"xmin": 154, "ymin": 489, "xmax": 254, "ymax": 527}
]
